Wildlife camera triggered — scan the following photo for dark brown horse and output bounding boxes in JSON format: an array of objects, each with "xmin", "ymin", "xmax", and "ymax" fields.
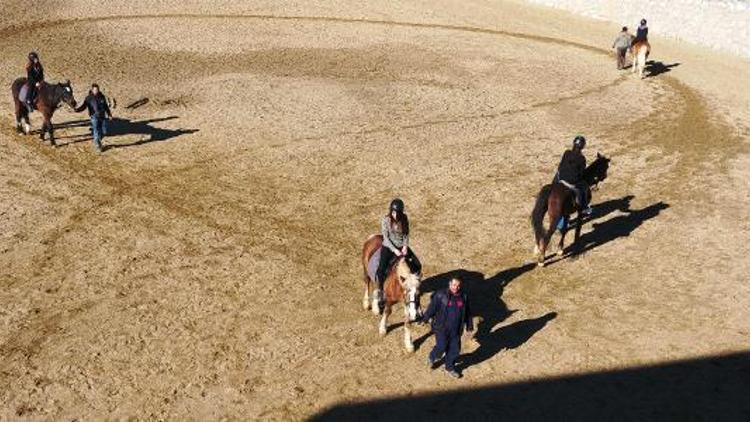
[
  {"xmin": 11, "ymin": 78, "xmax": 77, "ymax": 146},
  {"xmin": 531, "ymin": 153, "xmax": 610, "ymax": 266},
  {"xmin": 361, "ymin": 234, "xmax": 422, "ymax": 352}
]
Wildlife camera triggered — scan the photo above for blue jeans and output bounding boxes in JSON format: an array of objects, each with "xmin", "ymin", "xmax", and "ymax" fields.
[
  {"xmin": 91, "ymin": 115, "xmax": 107, "ymax": 148},
  {"xmin": 430, "ymin": 330, "xmax": 461, "ymax": 371}
]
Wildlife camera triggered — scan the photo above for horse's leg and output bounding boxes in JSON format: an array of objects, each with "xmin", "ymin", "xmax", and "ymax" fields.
[
  {"xmin": 403, "ymin": 305, "xmax": 414, "ymax": 352},
  {"xmin": 557, "ymin": 224, "xmax": 568, "ymax": 256},
  {"xmin": 22, "ymin": 109, "xmax": 31, "ymax": 135},
  {"xmin": 371, "ymin": 288, "xmax": 381, "ymax": 316},
  {"xmin": 363, "ymin": 274, "xmax": 371, "ymax": 311},
  {"xmin": 573, "ymin": 210, "xmax": 583, "ymax": 252},
  {"xmin": 539, "ymin": 208, "xmax": 559, "ymax": 267},
  {"xmin": 379, "ymin": 303, "xmax": 390, "ymax": 336},
  {"xmin": 48, "ymin": 119, "xmax": 56, "ymax": 146}
]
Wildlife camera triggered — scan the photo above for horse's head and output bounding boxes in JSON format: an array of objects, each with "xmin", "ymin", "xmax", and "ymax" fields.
[
  {"xmin": 396, "ymin": 255, "xmax": 422, "ymax": 322},
  {"xmin": 586, "ymin": 152, "xmax": 611, "ymax": 187},
  {"xmin": 58, "ymin": 80, "xmax": 77, "ymax": 109}
]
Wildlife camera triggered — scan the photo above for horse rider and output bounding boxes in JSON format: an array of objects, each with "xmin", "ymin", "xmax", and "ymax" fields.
[
  {"xmin": 633, "ymin": 18, "xmax": 650, "ymax": 57},
  {"xmin": 555, "ymin": 135, "xmax": 592, "ymax": 215},
  {"xmin": 25, "ymin": 52, "xmax": 45, "ymax": 110},
  {"xmin": 612, "ymin": 26, "xmax": 633, "ymax": 70},
  {"xmin": 376, "ymin": 199, "xmax": 418, "ymax": 304},
  {"xmin": 418, "ymin": 276, "xmax": 473, "ymax": 379},
  {"xmin": 75, "ymin": 83, "xmax": 113, "ymax": 153}
]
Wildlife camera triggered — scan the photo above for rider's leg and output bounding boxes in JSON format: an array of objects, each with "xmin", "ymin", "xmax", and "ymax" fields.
[
  {"xmin": 406, "ymin": 247, "xmax": 422, "ymax": 275},
  {"xmin": 376, "ymin": 247, "xmax": 395, "ymax": 293}
]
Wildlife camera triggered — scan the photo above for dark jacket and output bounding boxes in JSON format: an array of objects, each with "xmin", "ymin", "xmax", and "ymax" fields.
[
  {"xmin": 557, "ymin": 149, "xmax": 586, "ymax": 184},
  {"xmin": 75, "ymin": 92, "xmax": 112, "ymax": 118},
  {"xmin": 27, "ymin": 63, "xmax": 44, "ymax": 85},
  {"xmin": 635, "ymin": 25, "xmax": 648, "ymax": 42},
  {"xmin": 421, "ymin": 289, "xmax": 473, "ymax": 335}
]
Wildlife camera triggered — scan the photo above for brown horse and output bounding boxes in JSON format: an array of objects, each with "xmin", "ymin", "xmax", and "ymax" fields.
[
  {"xmin": 11, "ymin": 78, "xmax": 77, "ymax": 146},
  {"xmin": 631, "ymin": 40, "xmax": 650, "ymax": 78},
  {"xmin": 361, "ymin": 234, "xmax": 422, "ymax": 352},
  {"xmin": 531, "ymin": 153, "xmax": 610, "ymax": 266}
]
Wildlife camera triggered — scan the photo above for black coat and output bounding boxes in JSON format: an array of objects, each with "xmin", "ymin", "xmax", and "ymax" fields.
[
  {"xmin": 421, "ymin": 289, "xmax": 473, "ymax": 335},
  {"xmin": 75, "ymin": 92, "xmax": 112, "ymax": 118},
  {"xmin": 27, "ymin": 64, "xmax": 44, "ymax": 85},
  {"xmin": 557, "ymin": 149, "xmax": 586, "ymax": 184}
]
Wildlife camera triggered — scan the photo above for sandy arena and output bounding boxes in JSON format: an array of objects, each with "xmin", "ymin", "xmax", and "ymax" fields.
[{"xmin": 1, "ymin": 1, "xmax": 749, "ymax": 420}]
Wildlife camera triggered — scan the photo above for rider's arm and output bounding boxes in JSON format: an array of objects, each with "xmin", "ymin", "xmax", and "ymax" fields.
[{"xmin": 400, "ymin": 215, "xmax": 409, "ymax": 250}]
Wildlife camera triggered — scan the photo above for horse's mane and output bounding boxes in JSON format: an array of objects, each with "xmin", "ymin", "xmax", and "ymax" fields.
[{"xmin": 583, "ymin": 155, "xmax": 609, "ymax": 185}]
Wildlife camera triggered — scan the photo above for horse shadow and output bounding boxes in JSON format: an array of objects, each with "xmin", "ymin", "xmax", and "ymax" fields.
[
  {"xmin": 105, "ymin": 116, "xmax": 198, "ymax": 149},
  {"xmin": 54, "ymin": 116, "xmax": 198, "ymax": 149},
  {"xmin": 554, "ymin": 201, "xmax": 670, "ymax": 263},
  {"xmin": 416, "ymin": 263, "xmax": 553, "ymax": 371},
  {"xmin": 645, "ymin": 61, "xmax": 680, "ymax": 78}
]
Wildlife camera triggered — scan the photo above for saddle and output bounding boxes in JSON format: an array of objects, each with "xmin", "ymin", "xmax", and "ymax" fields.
[
  {"xmin": 557, "ymin": 180, "xmax": 590, "ymax": 208},
  {"xmin": 19, "ymin": 83, "xmax": 37, "ymax": 110},
  {"xmin": 367, "ymin": 247, "xmax": 421, "ymax": 282}
]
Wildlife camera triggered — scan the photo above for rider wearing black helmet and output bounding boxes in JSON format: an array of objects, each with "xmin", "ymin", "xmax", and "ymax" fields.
[
  {"xmin": 25, "ymin": 52, "xmax": 45, "ymax": 110},
  {"xmin": 556, "ymin": 135, "xmax": 591, "ymax": 214},
  {"xmin": 376, "ymin": 198, "xmax": 415, "ymax": 300}
]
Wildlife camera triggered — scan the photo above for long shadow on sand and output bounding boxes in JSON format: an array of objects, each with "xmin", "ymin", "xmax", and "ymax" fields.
[
  {"xmin": 544, "ymin": 197, "xmax": 669, "ymax": 266},
  {"xmin": 417, "ymin": 263, "xmax": 551, "ymax": 371},
  {"xmin": 645, "ymin": 61, "xmax": 680, "ymax": 78},
  {"xmin": 54, "ymin": 116, "xmax": 198, "ymax": 149},
  {"xmin": 312, "ymin": 352, "xmax": 750, "ymax": 420}
]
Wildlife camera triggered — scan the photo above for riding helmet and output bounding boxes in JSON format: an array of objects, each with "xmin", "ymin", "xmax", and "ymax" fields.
[
  {"xmin": 640, "ymin": 19, "xmax": 647, "ymax": 25},
  {"xmin": 28, "ymin": 51, "xmax": 38, "ymax": 60},
  {"xmin": 573, "ymin": 135, "xmax": 587, "ymax": 149},
  {"xmin": 389, "ymin": 198, "xmax": 405, "ymax": 214}
]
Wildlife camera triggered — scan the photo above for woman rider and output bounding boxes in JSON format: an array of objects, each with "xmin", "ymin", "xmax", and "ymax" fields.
[
  {"xmin": 376, "ymin": 199, "xmax": 417, "ymax": 300},
  {"xmin": 25, "ymin": 52, "xmax": 45, "ymax": 109}
]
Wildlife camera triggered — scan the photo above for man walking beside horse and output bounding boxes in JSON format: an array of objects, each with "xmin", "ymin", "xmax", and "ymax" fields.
[
  {"xmin": 419, "ymin": 277, "xmax": 473, "ymax": 379},
  {"xmin": 75, "ymin": 83, "xmax": 113, "ymax": 153}
]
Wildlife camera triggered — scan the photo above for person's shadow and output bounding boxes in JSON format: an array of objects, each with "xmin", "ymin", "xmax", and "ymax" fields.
[
  {"xmin": 546, "ymin": 196, "xmax": 669, "ymax": 264},
  {"xmin": 105, "ymin": 116, "xmax": 198, "ymax": 149},
  {"xmin": 417, "ymin": 263, "xmax": 554, "ymax": 371},
  {"xmin": 571, "ymin": 201, "xmax": 670, "ymax": 257},
  {"xmin": 54, "ymin": 116, "xmax": 198, "ymax": 149}
]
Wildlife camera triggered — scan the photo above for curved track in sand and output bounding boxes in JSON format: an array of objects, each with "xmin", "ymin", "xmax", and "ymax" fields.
[{"xmin": 1, "ymin": 10, "xmax": 747, "ymax": 421}]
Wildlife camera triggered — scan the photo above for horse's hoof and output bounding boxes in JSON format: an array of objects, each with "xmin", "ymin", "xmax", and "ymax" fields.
[
  {"xmin": 557, "ymin": 250, "xmax": 564, "ymax": 257},
  {"xmin": 537, "ymin": 261, "xmax": 546, "ymax": 268},
  {"xmin": 362, "ymin": 300, "xmax": 370, "ymax": 311},
  {"xmin": 379, "ymin": 327, "xmax": 387, "ymax": 337},
  {"xmin": 405, "ymin": 343, "xmax": 415, "ymax": 353}
]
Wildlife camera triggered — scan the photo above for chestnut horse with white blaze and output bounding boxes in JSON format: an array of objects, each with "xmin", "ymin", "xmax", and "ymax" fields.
[
  {"xmin": 361, "ymin": 234, "xmax": 422, "ymax": 352},
  {"xmin": 11, "ymin": 78, "xmax": 77, "ymax": 145},
  {"xmin": 631, "ymin": 41, "xmax": 650, "ymax": 79}
]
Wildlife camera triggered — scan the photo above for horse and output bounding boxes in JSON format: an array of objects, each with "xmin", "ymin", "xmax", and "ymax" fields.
[
  {"xmin": 631, "ymin": 40, "xmax": 650, "ymax": 79},
  {"xmin": 531, "ymin": 153, "xmax": 610, "ymax": 266},
  {"xmin": 11, "ymin": 78, "xmax": 77, "ymax": 146},
  {"xmin": 361, "ymin": 234, "xmax": 422, "ymax": 352}
]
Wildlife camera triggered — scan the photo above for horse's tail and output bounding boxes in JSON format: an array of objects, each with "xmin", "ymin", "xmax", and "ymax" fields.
[{"xmin": 531, "ymin": 184, "xmax": 552, "ymax": 243}]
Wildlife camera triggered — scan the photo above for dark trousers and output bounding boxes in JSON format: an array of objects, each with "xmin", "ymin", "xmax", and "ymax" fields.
[
  {"xmin": 376, "ymin": 247, "xmax": 396, "ymax": 289},
  {"xmin": 430, "ymin": 330, "xmax": 461, "ymax": 371},
  {"xmin": 616, "ymin": 47, "xmax": 628, "ymax": 69}
]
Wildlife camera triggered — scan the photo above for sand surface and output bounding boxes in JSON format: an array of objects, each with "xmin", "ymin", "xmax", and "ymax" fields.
[{"xmin": 1, "ymin": 1, "xmax": 749, "ymax": 420}]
